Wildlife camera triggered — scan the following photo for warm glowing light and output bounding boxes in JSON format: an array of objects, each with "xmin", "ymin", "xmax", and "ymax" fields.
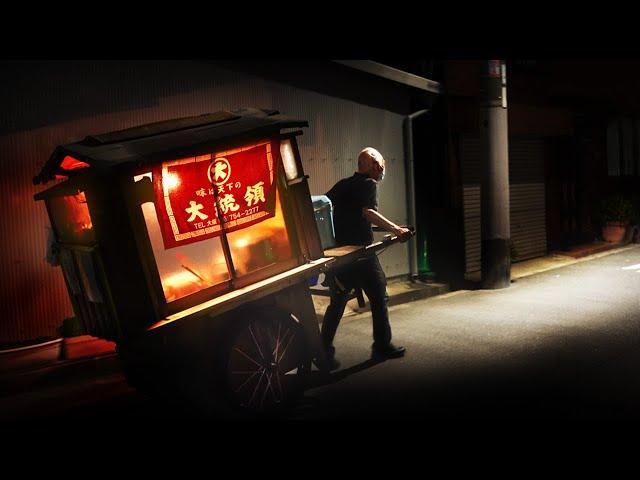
[
  {"xmin": 280, "ymin": 140, "xmax": 299, "ymax": 181},
  {"xmin": 48, "ymin": 190, "xmax": 94, "ymax": 243},
  {"xmin": 134, "ymin": 172, "xmax": 152, "ymax": 182},
  {"xmin": 160, "ymin": 262, "xmax": 228, "ymax": 302},
  {"xmin": 163, "ymin": 172, "xmax": 181, "ymax": 191},
  {"xmin": 61, "ymin": 156, "xmax": 90, "ymax": 171},
  {"xmin": 141, "ymin": 202, "xmax": 230, "ymax": 303},
  {"xmin": 234, "ymin": 238, "xmax": 250, "ymax": 248},
  {"xmin": 227, "ymin": 190, "xmax": 292, "ymax": 275},
  {"xmin": 164, "ymin": 271, "xmax": 201, "ymax": 288},
  {"xmin": 161, "ymin": 271, "xmax": 203, "ymax": 301},
  {"xmin": 69, "ymin": 192, "xmax": 93, "ymax": 232}
]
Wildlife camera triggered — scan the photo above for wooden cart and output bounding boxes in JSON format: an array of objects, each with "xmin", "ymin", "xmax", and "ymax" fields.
[{"xmin": 33, "ymin": 108, "xmax": 407, "ymax": 413}]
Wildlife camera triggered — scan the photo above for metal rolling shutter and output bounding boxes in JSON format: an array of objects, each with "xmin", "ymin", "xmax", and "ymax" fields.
[
  {"xmin": 460, "ymin": 135, "xmax": 482, "ymax": 274},
  {"xmin": 509, "ymin": 139, "xmax": 547, "ymax": 262},
  {"xmin": 460, "ymin": 135, "xmax": 547, "ymax": 274},
  {"xmin": 462, "ymin": 184, "xmax": 481, "ymax": 274}
]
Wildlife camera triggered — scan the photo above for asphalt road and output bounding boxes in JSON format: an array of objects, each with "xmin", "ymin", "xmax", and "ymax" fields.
[
  {"xmin": 295, "ymin": 245, "xmax": 640, "ymax": 420},
  {"xmin": 3, "ymin": 245, "xmax": 640, "ymax": 422}
]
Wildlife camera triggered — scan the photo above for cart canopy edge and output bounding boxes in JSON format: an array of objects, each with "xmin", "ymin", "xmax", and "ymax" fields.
[{"xmin": 32, "ymin": 108, "xmax": 309, "ymax": 186}]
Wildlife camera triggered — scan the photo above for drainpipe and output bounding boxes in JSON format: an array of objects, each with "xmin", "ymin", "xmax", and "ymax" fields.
[{"xmin": 403, "ymin": 109, "xmax": 429, "ymax": 281}]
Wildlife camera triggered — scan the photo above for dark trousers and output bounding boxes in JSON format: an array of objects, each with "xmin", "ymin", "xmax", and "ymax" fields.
[{"xmin": 321, "ymin": 255, "xmax": 391, "ymax": 354}]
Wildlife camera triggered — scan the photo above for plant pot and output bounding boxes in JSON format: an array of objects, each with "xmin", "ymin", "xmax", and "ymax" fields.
[{"xmin": 602, "ymin": 221, "xmax": 627, "ymax": 243}]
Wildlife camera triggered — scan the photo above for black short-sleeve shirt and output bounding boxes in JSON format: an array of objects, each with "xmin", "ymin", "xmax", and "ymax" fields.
[{"xmin": 326, "ymin": 172, "xmax": 378, "ymax": 246}]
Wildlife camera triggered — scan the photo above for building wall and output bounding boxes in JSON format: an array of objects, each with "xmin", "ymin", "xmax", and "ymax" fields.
[
  {"xmin": 0, "ymin": 60, "xmax": 410, "ymax": 344},
  {"xmin": 459, "ymin": 135, "xmax": 548, "ymax": 274},
  {"xmin": 447, "ymin": 60, "xmax": 640, "ymax": 277},
  {"xmin": 445, "ymin": 60, "xmax": 578, "ymax": 277}
]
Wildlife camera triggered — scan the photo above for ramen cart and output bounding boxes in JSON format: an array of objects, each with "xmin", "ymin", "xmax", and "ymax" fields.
[{"xmin": 33, "ymin": 108, "xmax": 406, "ymax": 413}]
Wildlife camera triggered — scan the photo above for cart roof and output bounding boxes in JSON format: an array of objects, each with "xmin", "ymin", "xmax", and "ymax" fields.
[{"xmin": 33, "ymin": 108, "xmax": 308, "ymax": 185}]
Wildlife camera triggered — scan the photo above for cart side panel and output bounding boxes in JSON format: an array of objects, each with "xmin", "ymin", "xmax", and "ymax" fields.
[
  {"xmin": 40, "ymin": 175, "xmax": 131, "ymax": 343},
  {"xmin": 86, "ymin": 173, "xmax": 158, "ymax": 341},
  {"xmin": 153, "ymin": 281, "xmax": 323, "ymax": 364},
  {"xmin": 285, "ymin": 137, "xmax": 324, "ymax": 261}
]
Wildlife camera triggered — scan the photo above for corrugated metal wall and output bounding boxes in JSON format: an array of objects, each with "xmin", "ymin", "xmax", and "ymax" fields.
[
  {"xmin": 460, "ymin": 135, "xmax": 547, "ymax": 274},
  {"xmin": 510, "ymin": 183, "xmax": 546, "ymax": 261},
  {"xmin": 0, "ymin": 60, "xmax": 409, "ymax": 343},
  {"xmin": 462, "ymin": 184, "xmax": 482, "ymax": 273},
  {"xmin": 288, "ymin": 96, "xmax": 409, "ymax": 279}
]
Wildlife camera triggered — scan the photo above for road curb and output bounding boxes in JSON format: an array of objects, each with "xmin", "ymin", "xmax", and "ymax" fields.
[
  {"xmin": 314, "ymin": 281, "xmax": 450, "ymax": 324},
  {"xmin": 0, "ymin": 353, "xmax": 121, "ymax": 398}
]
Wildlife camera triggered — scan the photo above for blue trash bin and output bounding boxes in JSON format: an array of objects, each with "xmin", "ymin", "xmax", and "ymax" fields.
[{"xmin": 311, "ymin": 195, "xmax": 336, "ymax": 250}]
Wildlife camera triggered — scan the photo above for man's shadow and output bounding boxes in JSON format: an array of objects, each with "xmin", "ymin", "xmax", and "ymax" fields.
[
  {"xmin": 300, "ymin": 357, "xmax": 386, "ymax": 392},
  {"xmin": 290, "ymin": 357, "xmax": 387, "ymax": 412}
]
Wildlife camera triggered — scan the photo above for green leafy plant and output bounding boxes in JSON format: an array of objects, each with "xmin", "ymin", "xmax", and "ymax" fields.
[{"xmin": 599, "ymin": 194, "xmax": 633, "ymax": 224}]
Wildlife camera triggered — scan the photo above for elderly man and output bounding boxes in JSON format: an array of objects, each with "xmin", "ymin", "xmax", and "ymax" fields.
[{"xmin": 321, "ymin": 147, "xmax": 412, "ymax": 370}]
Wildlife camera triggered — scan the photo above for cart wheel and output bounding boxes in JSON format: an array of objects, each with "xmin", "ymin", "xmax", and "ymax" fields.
[{"xmin": 221, "ymin": 312, "xmax": 309, "ymax": 414}]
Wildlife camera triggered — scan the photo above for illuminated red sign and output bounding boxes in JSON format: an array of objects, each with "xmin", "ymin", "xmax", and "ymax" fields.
[{"xmin": 153, "ymin": 140, "xmax": 278, "ymax": 249}]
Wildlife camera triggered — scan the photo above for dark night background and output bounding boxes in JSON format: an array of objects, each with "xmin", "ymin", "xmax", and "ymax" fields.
[{"xmin": 2, "ymin": 22, "xmax": 640, "ymax": 448}]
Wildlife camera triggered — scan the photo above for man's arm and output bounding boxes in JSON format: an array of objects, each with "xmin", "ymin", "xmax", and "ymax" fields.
[{"xmin": 362, "ymin": 208, "xmax": 412, "ymax": 242}]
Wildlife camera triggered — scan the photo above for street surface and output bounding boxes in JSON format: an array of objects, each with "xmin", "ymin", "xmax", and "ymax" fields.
[{"xmin": 2, "ymin": 246, "xmax": 640, "ymax": 421}]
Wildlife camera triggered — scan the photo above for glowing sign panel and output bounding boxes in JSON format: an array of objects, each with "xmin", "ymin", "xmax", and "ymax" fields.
[{"xmin": 154, "ymin": 141, "xmax": 278, "ymax": 249}]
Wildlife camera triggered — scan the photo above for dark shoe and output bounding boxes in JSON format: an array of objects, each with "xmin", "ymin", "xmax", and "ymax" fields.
[
  {"xmin": 314, "ymin": 347, "xmax": 341, "ymax": 371},
  {"xmin": 371, "ymin": 343, "xmax": 406, "ymax": 360},
  {"xmin": 326, "ymin": 356, "xmax": 341, "ymax": 371}
]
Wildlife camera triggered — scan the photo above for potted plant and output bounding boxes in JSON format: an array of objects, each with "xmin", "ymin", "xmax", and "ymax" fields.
[{"xmin": 599, "ymin": 194, "xmax": 633, "ymax": 243}]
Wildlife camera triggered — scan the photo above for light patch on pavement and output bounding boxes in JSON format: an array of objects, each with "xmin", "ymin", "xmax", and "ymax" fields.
[
  {"xmin": 389, "ymin": 303, "xmax": 411, "ymax": 313},
  {"xmin": 621, "ymin": 263, "xmax": 640, "ymax": 271},
  {"xmin": 431, "ymin": 290, "xmax": 470, "ymax": 300}
]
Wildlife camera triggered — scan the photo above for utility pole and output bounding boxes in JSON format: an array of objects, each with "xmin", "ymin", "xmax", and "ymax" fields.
[{"xmin": 480, "ymin": 60, "xmax": 511, "ymax": 289}]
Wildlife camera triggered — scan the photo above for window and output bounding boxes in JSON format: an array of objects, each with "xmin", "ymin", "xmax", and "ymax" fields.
[
  {"xmin": 140, "ymin": 200, "xmax": 230, "ymax": 303},
  {"xmin": 607, "ymin": 117, "xmax": 640, "ymax": 177},
  {"xmin": 47, "ymin": 191, "xmax": 96, "ymax": 244},
  {"xmin": 134, "ymin": 139, "xmax": 298, "ymax": 306},
  {"xmin": 226, "ymin": 188, "xmax": 292, "ymax": 276}
]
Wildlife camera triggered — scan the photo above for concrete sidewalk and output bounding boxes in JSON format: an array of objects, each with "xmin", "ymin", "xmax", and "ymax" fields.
[
  {"xmin": 512, "ymin": 242, "xmax": 638, "ymax": 279},
  {"xmin": 1, "ymin": 241, "xmax": 636, "ymax": 398},
  {"xmin": 310, "ymin": 275, "xmax": 450, "ymax": 323},
  {"xmin": 314, "ymin": 242, "xmax": 639, "ymax": 329}
]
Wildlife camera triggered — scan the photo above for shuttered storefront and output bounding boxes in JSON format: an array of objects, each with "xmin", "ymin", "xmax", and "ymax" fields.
[{"xmin": 460, "ymin": 135, "xmax": 547, "ymax": 275}]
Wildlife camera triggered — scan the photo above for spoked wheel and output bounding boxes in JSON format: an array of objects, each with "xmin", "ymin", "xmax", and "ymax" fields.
[{"xmin": 222, "ymin": 313, "xmax": 309, "ymax": 414}]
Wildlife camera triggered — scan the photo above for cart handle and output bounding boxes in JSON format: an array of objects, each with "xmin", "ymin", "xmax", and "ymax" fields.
[{"xmin": 372, "ymin": 225, "xmax": 415, "ymax": 233}]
